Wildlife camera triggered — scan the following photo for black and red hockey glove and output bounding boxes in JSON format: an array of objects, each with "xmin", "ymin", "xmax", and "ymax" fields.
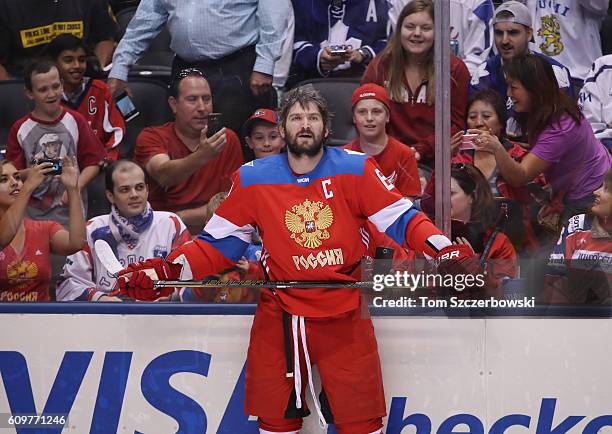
[
  {"xmin": 434, "ymin": 244, "xmax": 481, "ymax": 277},
  {"xmin": 114, "ymin": 258, "xmax": 182, "ymax": 301}
]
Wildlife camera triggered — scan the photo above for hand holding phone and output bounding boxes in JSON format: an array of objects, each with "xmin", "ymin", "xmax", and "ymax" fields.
[
  {"xmin": 459, "ymin": 133, "xmax": 478, "ymax": 151},
  {"xmin": 206, "ymin": 113, "xmax": 223, "ymax": 138}
]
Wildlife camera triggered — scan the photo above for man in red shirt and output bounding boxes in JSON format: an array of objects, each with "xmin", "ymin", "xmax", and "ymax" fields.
[
  {"xmin": 134, "ymin": 68, "xmax": 244, "ymax": 234},
  {"xmin": 345, "ymin": 83, "xmax": 421, "ymax": 199}
]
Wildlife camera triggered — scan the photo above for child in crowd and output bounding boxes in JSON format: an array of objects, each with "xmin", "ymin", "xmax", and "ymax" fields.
[
  {"xmin": 5, "ymin": 60, "xmax": 106, "ymax": 226},
  {"xmin": 45, "ymin": 34, "xmax": 126, "ymax": 161}
]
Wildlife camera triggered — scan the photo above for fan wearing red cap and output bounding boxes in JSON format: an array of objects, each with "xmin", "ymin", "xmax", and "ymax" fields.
[
  {"xmin": 345, "ymin": 83, "xmax": 421, "ymax": 200},
  {"xmin": 243, "ymin": 108, "xmax": 285, "ymax": 159}
]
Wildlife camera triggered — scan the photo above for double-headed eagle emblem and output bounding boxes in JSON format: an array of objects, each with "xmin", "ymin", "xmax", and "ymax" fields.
[{"xmin": 285, "ymin": 199, "xmax": 334, "ymax": 249}]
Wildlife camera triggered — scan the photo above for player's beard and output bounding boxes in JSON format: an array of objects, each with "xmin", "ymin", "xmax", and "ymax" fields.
[{"xmin": 285, "ymin": 128, "xmax": 326, "ymax": 157}]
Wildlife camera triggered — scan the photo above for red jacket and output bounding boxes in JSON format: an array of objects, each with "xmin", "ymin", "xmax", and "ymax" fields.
[{"xmin": 362, "ymin": 54, "xmax": 470, "ymax": 164}]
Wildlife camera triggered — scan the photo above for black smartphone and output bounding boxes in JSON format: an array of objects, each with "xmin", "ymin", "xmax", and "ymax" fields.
[
  {"xmin": 31, "ymin": 158, "xmax": 63, "ymax": 175},
  {"xmin": 451, "ymin": 219, "xmax": 485, "ymax": 253},
  {"xmin": 207, "ymin": 113, "xmax": 223, "ymax": 138},
  {"xmin": 113, "ymin": 91, "xmax": 139, "ymax": 122}
]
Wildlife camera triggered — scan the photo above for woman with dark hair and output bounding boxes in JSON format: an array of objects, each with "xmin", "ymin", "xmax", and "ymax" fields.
[
  {"xmin": 450, "ymin": 163, "xmax": 518, "ymax": 297},
  {"xmin": 362, "ymin": 0, "xmax": 470, "ymax": 164},
  {"xmin": 0, "ymin": 158, "xmax": 86, "ymax": 301},
  {"xmin": 474, "ymin": 54, "xmax": 612, "ymax": 224},
  {"xmin": 424, "ymin": 89, "xmax": 544, "ymax": 253}
]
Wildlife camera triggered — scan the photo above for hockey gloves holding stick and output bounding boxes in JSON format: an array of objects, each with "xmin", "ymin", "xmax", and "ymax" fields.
[{"xmin": 114, "ymin": 258, "xmax": 181, "ymax": 301}]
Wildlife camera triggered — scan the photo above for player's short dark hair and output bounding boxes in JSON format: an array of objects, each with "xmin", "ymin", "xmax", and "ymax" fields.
[
  {"xmin": 44, "ymin": 34, "xmax": 86, "ymax": 60},
  {"xmin": 279, "ymin": 85, "xmax": 332, "ymax": 131},
  {"xmin": 105, "ymin": 160, "xmax": 145, "ymax": 193},
  {"xmin": 24, "ymin": 59, "xmax": 59, "ymax": 91},
  {"xmin": 168, "ymin": 67, "xmax": 209, "ymax": 98}
]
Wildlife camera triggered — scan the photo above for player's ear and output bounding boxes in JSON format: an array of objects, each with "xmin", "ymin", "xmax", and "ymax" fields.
[
  {"xmin": 279, "ymin": 124, "xmax": 286, "ymax": 139},
  {"xmin": 105, "ymin": 190, "xmax": 115, "ymax": 205}
]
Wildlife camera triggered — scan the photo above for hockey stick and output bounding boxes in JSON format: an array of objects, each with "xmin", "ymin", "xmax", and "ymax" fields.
[
  {"xmin": 94, "ymin": 240, "xmax": 123, "ymax": 277},
  {"xmin": 152, "ymin": 279, "xmax": 376, "ymax": 289},
  {"xmin": 94, "ymin": 239, "xmax": 159, "ymax": 280}
]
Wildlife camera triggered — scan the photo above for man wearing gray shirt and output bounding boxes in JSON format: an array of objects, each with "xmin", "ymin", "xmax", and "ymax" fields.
[{"xmin": 108, "ymin": 0, "xmax": 290, "ymax": 137}]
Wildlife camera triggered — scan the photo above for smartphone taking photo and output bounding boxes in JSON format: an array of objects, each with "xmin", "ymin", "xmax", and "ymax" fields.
[{"xmin": 206, "ymin": 113, "xmax": 224, "ymax": 138}]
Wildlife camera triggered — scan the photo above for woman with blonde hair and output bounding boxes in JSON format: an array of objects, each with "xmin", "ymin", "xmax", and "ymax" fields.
[{"xmin": 362, "ymin": 0, "xmax": 470, "ymax": 164}]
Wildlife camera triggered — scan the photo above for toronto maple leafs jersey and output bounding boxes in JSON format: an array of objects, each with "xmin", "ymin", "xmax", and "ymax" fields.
[
  {"xmin": 56, "ymin": 212, "xmax": 190, "ymax": 301},
  {"xmin": 527, "ymin": 0, "xmax": 608, "ymax": 80},
  {"xmin": 388, "ymin": 0, "xmax": 494, "ymax": 75},
  {"xmin": 578, "ymin": 54, "xmax": 612, "ymax": 143},
  {"xmin": 168, "ymin": 147, "xmax": 452, "ymax": 317}
]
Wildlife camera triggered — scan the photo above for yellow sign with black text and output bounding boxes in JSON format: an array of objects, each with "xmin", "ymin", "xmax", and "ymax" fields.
[{"xmin": 20, "ymin": 21, "xmax": 83, "ymax": 48}]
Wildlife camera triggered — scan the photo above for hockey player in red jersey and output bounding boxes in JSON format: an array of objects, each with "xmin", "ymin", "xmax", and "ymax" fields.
[{"xmin": 117, "ymin": 86, "xmax": 477, "ymax": 433}]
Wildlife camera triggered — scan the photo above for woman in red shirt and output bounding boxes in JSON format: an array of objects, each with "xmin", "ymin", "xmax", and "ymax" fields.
[
  {"xmin": 449, "ymin": 163, "xmax": 518, "ymax": 298},
  {"xmin": 0, "ymin": 158, "xmax": 85, "ymax": 301},
  {"xmin": 361, "ymin": 0, "xmax": 469, "ymax": 165}
]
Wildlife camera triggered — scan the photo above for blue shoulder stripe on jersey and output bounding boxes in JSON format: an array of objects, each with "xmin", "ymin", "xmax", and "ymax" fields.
[
  {"xmin": 197, "ymin": 231, "xmax": 249, "ymax": 263},
  {"xmin": 384, "ymin": 205, "xmax": 420, "ymax": 245},
  {"xmin": 239, "ymin": 147, "xmax": 368, "ymax": 187},
  {"xmin": 584, "ymin": 64, "xmax": 612, "ymax": 85},
  {"xmin": 473, "ymin": 0, "xmax": 493, "ymax": 49}
]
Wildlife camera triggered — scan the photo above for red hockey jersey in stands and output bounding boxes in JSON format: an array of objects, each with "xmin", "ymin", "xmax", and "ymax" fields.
[
  {"xmin": 168, "ymin": 147, "xmax": 452, "ymax": 317},
  {"xmin": 63, "ymin": 78, "xmax": 125, "ymax": 160},
  {"xmin": 345, "ymin": 136, "xmax": 421, "ymax": 197}
]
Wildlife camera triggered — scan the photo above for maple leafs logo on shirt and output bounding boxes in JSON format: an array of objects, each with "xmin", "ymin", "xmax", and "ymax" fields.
[
  {"xmin": 285, "ymin": 199, "xmax": 334, "ymax": 249},
  {"xmin": 538, "ymin": 15, "xmax": 564, "ymax": 57}
]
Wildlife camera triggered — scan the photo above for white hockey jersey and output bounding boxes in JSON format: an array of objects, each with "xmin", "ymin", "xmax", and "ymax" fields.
[
  {"xmin": 56, "ymin": 211, "xmax": 190, "ymax": 301},
  {"xmin": 578, "ymin": 54, "xmax": 612, "ymax": 142},
  {"xmin": 527, "ymin": 0, "xmax": 608, "ymax": 80},
  {"xmin": 388, "ymin": 0, "xmax": 494, "ymax": 75}
]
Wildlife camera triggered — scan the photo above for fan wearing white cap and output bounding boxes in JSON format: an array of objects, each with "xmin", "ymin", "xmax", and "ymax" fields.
[{"xmin": 470, "ymin": 0, "xmax": 573, "ymax": 138}]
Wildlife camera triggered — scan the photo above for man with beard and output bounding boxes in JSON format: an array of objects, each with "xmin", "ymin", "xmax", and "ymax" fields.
[
  {"xmin": 470, "ymin": 1, "xmax": 573, "ymax": 138},
  {"xmin": 116, "ymin": 86, "xmax": 477, "ymax": 434}
]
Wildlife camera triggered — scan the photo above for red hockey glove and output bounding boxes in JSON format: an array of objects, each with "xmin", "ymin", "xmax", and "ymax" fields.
[
  {"xmin": 434, "ymin": 244, "xmax": 480, "ymax": 276},
  {"xmin": 115, "ymin": 258, "xmax": 182, "ymax": 301}
]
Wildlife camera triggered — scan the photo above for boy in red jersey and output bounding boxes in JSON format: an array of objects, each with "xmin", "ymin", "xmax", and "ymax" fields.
[
  {"xmin": 345, "ymin": 83, "xmax": 421, "ymax": 200},
  {"xmin": 45, "ymin": 34, "xmax": 126, "ymax": 161},
  {"xmin": 117, "ymin": 86, "xmax": 477, "ymax": 434}
]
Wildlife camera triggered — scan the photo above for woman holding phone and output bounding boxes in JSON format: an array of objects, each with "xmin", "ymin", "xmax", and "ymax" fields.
[
  {"xmin": 473, "ymin": 54, "xmax": 612, "ymax": 225},
  {"xmin": 0, "ymin": 157, "xmax": 85, "ymax": 301}
]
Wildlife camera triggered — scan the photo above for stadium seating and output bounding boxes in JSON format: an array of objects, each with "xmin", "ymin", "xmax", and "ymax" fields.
[
  {"xmin": 120, "ymin": 77, "xmax": 173, "ymax": 159},
  {"xmin": 296, "ymin": 78, "xmax": 360, "ymax": 146},
  {"xmin": 0, "ymin": 80, "xmax": 31, "ymax": 151}
]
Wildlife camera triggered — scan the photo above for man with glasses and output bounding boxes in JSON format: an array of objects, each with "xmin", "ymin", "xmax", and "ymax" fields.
[
  {"xmin": 133, "ymin": 69, "xmax": 244, "ymax": 235},
  {"xmin": 107, "ymin": 0, "xmax": 290, "ymax": 134}
]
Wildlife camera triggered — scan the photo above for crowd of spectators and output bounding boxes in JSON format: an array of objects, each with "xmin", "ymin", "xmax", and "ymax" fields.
[{"xmin": 0, "ymin": 0, "xmax": 610, "ymax": 304}]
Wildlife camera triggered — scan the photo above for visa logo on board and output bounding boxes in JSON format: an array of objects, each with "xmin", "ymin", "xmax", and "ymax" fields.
[{"xmin": 0, "ymin": 351, "xmax": 611, "ymax": 433}]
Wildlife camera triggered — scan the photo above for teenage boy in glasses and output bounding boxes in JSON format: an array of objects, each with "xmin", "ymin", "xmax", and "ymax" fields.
[{"xmin": 133, "ymin": 69, "xmax": 244, "ymax": 235}]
